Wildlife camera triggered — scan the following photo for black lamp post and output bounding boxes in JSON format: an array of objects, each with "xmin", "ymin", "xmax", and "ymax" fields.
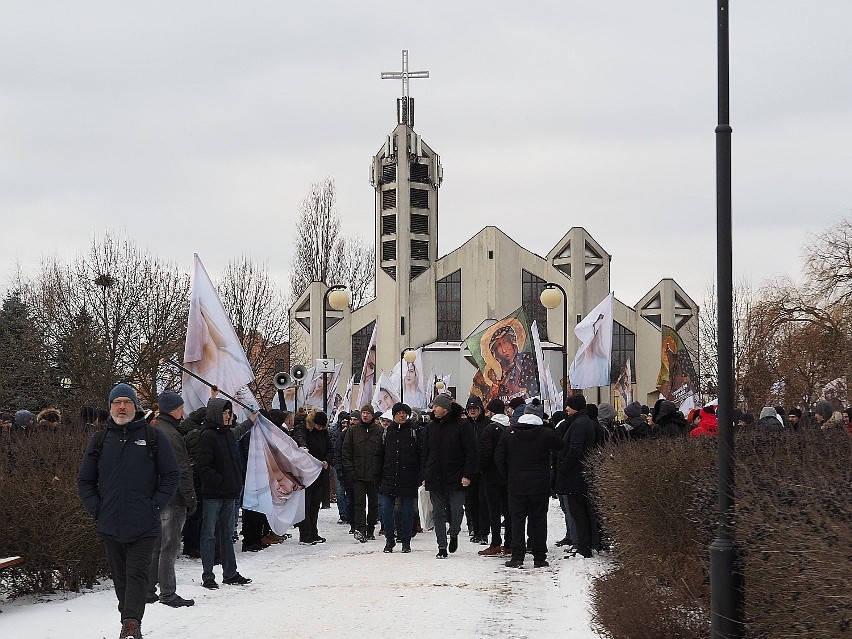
[
  {"xmin": 710, "ymin": 1, "xmax": 743, "ymax": 637},
  {"xmin": 400, "ymin": 349, "xmax": 416, "ymax": 403},
  {"xmin": 322, "ymin": 285, "xmax": 349, "ymax": 415},
  {"xmin": 540, "ymin": 282, "xmax": 568, "ymax": 409}
]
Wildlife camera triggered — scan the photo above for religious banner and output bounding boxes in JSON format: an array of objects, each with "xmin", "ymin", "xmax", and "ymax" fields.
[
  {"xmin": 183, "ymin": 254, "xmax": 255, "ymax": 414},
  {"xmin": 612, "ymin": 358, "xmax": 633, "ymax": 418},
  {"xmin": 569, "ymin": 293, "xmax": 614, "ymax": 389},
  {"xmin": 354, "ymin": 322, "xmax": 378, "ymax": 409},
  {"xmin": 243, "ymin": 413, "xmax": 323, "ymax": 535},
  {"xmin": 389, "ymin": 348, "xmax": 430, "ymax": 409},
  {"xmin": 656, "ymin": 325, "xmax": 699, "ymax": 409},
  {"xmin": 464, "ymin": 308, "xmax": 540, "ymax": 404},
  {"xmin": 372, "ymin": 371, "xmax": 400, "ymax": 415}
]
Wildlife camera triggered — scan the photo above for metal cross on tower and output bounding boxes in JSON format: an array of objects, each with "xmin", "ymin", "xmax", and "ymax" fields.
[{"xmin": 381, "ymin": 50, "xmax": 429, "ymax": 100}]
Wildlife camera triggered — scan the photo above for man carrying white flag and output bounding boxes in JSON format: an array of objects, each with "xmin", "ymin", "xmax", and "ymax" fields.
[
  {"xmin": 569, "ymin": 293, "xmax": 615, "ymax": 389},
  {"xmin": 183, "ymin": 254, "xmax": 255, "ymax": 413},
  {"xmin": 242, "ymin": 413, "xmax": 323, "ymax": 536}
]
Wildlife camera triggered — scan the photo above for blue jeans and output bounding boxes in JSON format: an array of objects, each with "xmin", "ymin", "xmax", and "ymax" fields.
[
  {"xmin": 334, "ymin": 472, "xmax": 349, "ymax": 520},
  {"xmin": 148, "ymin": 497, "xmax": 187, "ymax": 601},
  {"xmin": 201, "ymin": 499, "xmax": 238, "ymax": 582},
  {"xmin": 379, "ymin": 494, "xmax": 415, "ymax": 544},
  {"xmin": 429, "ymin": 489, "xmax": 465, "ymax": 550}
]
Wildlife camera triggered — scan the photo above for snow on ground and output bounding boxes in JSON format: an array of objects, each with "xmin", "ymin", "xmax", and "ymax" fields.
[{"xmin": 0, "ymin": 504, "xmax": 608, "ymax": 639}]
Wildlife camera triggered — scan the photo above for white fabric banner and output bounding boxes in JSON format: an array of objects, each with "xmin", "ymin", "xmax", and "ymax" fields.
[
  {"xmin": 341, "ymin": 375, "xmax": 354, "ymax": 416},
  {"xmin": 569, "ymin": 293, "xmax": 615, "ymax": 390},
  {"xmin": 354, "ymin": 322, "xmax": 378, "ymax": 410},
  {"xmin": 389, "ymin": 348, "xmax": 430, "ymax": 409},
  {"xmin": 371, "ymin": 371, "xmax": 400, "ymax": 415},
  {"xmin": 183, "ymin": 254, "xmax": 255, "ymax": 413},
  {"xmin": 531, "ymin": 321, "xmax": 562, "ymax": 414},
  {"xmin": 242, "ymin": 414, "xmax": 323, "ymax": 535}
]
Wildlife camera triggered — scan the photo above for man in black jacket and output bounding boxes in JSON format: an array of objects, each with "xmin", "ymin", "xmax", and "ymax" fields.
[
  {"xmin": 495, "ymin": 412, "xmax": 563, "ymax": 568},
  {"xmin": 374, "ymin": 403, "xmax": 421, "ymax": 553},
  {"xmin": 342, "ymin": 404, "xmax": 383, "ymax": 542},
  {"xmin": 421, "ymin": 395, "xmax": 476, "ymax": 559},
  {"xmin": 463, "ymin": 396, "xmax": 490, "ymax": 544},
  {"xmin": 147, "ymin": 391, "xmax": 197, "ymax": 607},
  {"xmin": 196, "ymin": 397, "xmax": 255, "ymax": 589},
  {"xmin": 477, "ymin": 398, "xmax": 511, "ymax": 557},
  {"xmin": 555, "ymin": 394, "xmax": 597, "ymax": 559},
  {"xmin": 78, "ymin": 383, "xmax": 180, "ymax": 639}
]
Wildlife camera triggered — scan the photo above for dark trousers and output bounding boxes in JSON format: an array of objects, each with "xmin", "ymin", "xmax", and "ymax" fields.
[
  {"xmin": 485, "ymin": 482, "xmax": 511, "ymax": 548},
  {"xmin": 103, "ymin": 536, "xmax": 158, "ymax": 623},
  {"xmin": 241, "ymin": 509, "xmax": 267, "ymax": 546},
  {"xmin": 430, "ymin": 489, "xmax": 466, "ymax": 550},
  {"xmin": 508, "ymin": 493, "xmax": 549, "ymax": 563},
  {"xmin": 182, "ymin": 497, "xmax": 202, "ymax": 554},
  {"xmin": 566, "ymin": 493, "xmax": 594, "ymax": 558},
  {"xmin": 464, "ymin": 475, "xmax": 489, "ymax": 538},
  {"xmin": 298, "ymin": 480, "xmax": 323, "ymax": 541},
  {"xmin": 148, "ymin": 499, "xmax": 187, "ymax": 602},
  {"xmin": 353, "ymin": 479, "xmax": 378, "ymax": 535}
]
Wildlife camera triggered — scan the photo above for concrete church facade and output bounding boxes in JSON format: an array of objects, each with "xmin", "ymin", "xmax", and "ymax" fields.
[{"xmin": 289, "ymin": 82, "xmax": 698, "ymax": 411}]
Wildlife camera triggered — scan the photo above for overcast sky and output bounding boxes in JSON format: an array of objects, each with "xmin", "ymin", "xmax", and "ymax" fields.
[{"xmin": 2, "ymin": 1, "xmax": 851, "ymax": 308}]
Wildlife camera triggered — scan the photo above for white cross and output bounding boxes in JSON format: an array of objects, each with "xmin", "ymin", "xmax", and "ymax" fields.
[{"xmin": 381, "ymin": 50, "xmax": 429, "ymax": 99}]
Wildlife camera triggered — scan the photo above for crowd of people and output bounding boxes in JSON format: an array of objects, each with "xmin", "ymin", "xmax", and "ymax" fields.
[{"xmin": 0, "ymin": 381, "xmax": 845, "ymax": 639}]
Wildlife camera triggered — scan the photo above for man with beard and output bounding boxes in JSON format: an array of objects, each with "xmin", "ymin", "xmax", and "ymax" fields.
[
  {"xmin": 78, "ymin": 383, "xmax": 180, "ymax": 639},
  {"xmin": 422, "ymin": 394, "xmax": 477, "ymax": 559}
]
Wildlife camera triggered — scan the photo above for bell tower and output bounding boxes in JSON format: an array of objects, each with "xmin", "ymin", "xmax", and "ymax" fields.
[{"xmin": 371, "ymin": 50, "xmax": 442, "ymax": 365}]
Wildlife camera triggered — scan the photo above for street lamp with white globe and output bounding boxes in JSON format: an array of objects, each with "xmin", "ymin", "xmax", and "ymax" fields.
[
  {"xmin": 540, "ymin": 283, "xmax": 568, "ymax": 409},
  {"xmin": 322, "ymin": 285, "xmax": 350, "ymax": 414}
]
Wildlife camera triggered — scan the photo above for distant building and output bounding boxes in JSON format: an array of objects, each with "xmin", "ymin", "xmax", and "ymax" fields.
[{"xmin": 289, "ymin": 57, "xmax": 697, "ymax": 410}]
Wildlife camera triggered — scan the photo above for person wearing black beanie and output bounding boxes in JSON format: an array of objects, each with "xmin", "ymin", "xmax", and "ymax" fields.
[
  {"xmin": 554, "ymin": 393, "xmax": 596, "ymax": 559},
  {"xmin": 464, "ymin": 396, "xmax": 490, "ymax": 545},
  {"xmin": 295, "ymin": 410, "xmax": 333, "ymax": 545}
]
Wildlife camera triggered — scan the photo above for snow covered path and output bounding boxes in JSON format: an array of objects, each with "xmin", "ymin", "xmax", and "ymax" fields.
[{"xmin": 1, "ymin": 504, "xmax": 606, "ymax": 639}]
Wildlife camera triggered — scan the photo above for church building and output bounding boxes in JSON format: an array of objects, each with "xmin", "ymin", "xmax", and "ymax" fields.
[{"xmin": 289, "ymin": 52, "xmax": 698, "ymax": 411}]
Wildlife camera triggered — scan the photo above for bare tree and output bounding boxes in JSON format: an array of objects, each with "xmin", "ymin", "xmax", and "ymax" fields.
[
  {"xmin": 804, "ymin": 217, "xmax": 852, "ymax": 304},
  {"xmin": 218, "ymin": 256, "xmax": 289, "ymax": 409},
  {"xmin": 289, "ymin": 177, "xmax": 374, "ymax": 308}
]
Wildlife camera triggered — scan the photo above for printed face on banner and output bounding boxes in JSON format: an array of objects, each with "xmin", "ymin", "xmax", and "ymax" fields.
[{"xmin": 466, "ymin": 310, "xmax": 540, "ymax": 404}]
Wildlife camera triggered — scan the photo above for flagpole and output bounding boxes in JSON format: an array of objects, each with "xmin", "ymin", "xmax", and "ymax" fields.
[{"xmin": 162, "ymin": 358, "xmax": 255, "ymax": 412}]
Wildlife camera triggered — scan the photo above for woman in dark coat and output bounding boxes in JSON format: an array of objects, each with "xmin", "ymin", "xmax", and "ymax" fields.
[{"xmin": 294, "ymin": 410, "xmax": 333, "ymax": 544}]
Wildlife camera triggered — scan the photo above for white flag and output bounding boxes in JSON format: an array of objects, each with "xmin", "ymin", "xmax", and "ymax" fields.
[
  {"xmin": 183, "ymin": 254, "xmax": 254, "ymax": 413},
  {"xmin": 569, "ymin": 293, "xmax": 615, "ymax": 389},
  {"xmin": 354, "ymin": 322, "xmax": 378, "ymax": 409},
  {"xmin": 341, "ymin": 375, "xmax": 354, "ymax": 415},
  {"xmin": 372, "ymin": 371, "xmax": 400, "ymax": 415},
  {"xmin": 304, "ymin": 363, "xmax": 344, "ymax": 411},
  {"xmin": 242, "ymin": 414, "xmax": 323, "ymax": 535},
  {"xmin": 531, "ymin": 321, "xmax": 562, "ymax": 414}
]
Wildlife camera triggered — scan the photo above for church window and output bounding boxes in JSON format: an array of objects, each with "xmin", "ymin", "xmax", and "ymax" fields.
[
  {"xmin": 382, "ymin": 214, "xmax": 396, "ymax": 236},
  {"xmin": 410, "ymin": 162, "xmax": 429, "ymax": 183},
  {"xmin": 410, "ymin": 188, "xmax": 429, "ymax": 209},
  {"xmin": 351, "ymin": 321, "xmax": 376, "ymax": 382},
  {"xmin": 411, "ymin": 240, "xmax": 429, "ymax": 261},
  {"xmin": 411, "ymin": 213, "xmax": 429, "ymax": 235},
  {"xmin": 436, "ymin": 269, "xmax": 461, "ymax": 341},
  {"xmin": 611, "ymin": 322, "xmax": 636, "ymax": 383},
  {"xmin": 522, "ymin": 270, "xmax": 548, "ymax": 340},
  {"xmin": 382, "ymin": 189, "xmax": 396, "ymax": 210}
]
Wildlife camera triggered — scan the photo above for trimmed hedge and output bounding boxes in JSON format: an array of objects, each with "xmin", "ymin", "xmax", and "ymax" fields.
[{"xmin": 587, "ymin": 429, "xmax": 851, "ymax": 639}]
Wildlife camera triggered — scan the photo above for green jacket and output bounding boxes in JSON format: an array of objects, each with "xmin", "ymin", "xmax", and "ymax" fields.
[{"xmin": 342, "ymin": 418, "xmax": 382, "ymax": 481}]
